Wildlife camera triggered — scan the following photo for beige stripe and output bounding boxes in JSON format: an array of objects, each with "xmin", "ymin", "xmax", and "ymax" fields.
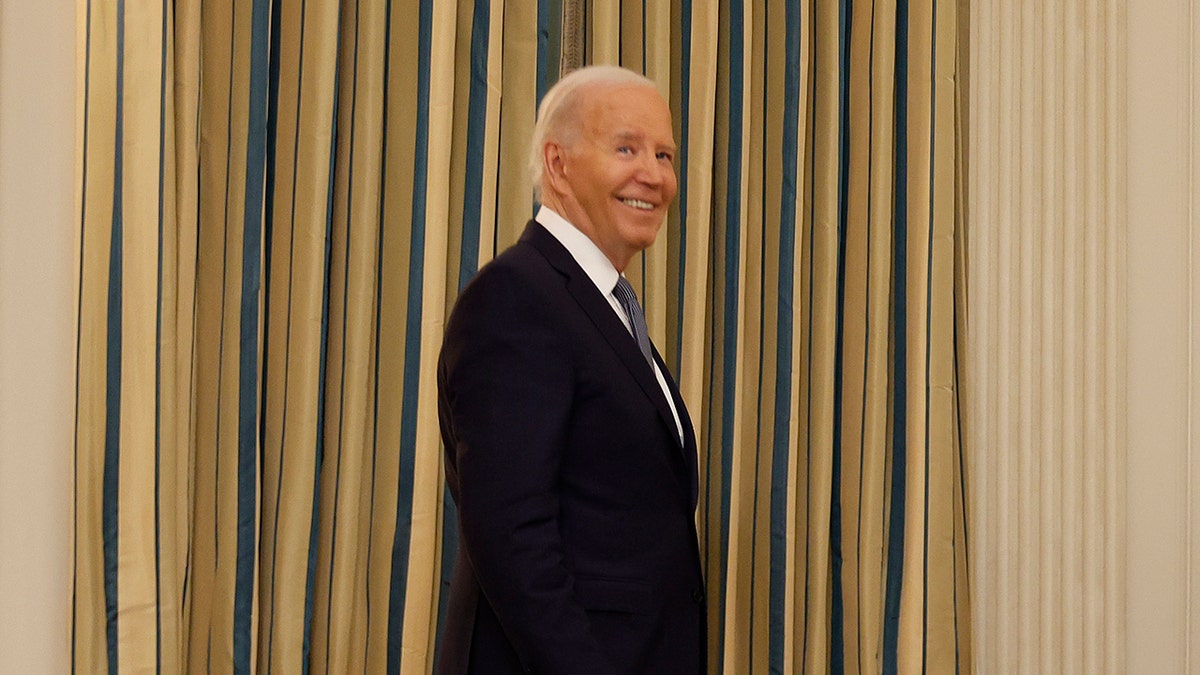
[
  {"xmin": 359, "ymin": 0, "xmax": 424, "ymax": 667},
  {"xmin": 398, "ymin": 0, "xmax": 456, "ymax": 670},
  {"xmin": 590, "ymin": 0, "xmax": 620, "ymax": 65},
  {"xmin": 156, "ymin": 1, "xmax": 192, "ymax": 669},
  {"xmin": 189, "ymin": 0, "xmax": 258, "ymax": 667},
  {"xmin": 837, "ymin": 0, "xmax": 870, "ymax": 665},
  {"xmin": 678, "ymin": 0, "xmax": 718, "ymax": 447},
  {"xmin": 854, "ymin": 0, "xmax": 900, "ymax": 669},
  {"xmin": 722, "ymin": 0, "xmax": 769, "ymax": 670},
  {"xmin": 318, "ymin": 0, "xmax": 396, "ymax": 669},
  {"xmin": 641, "ymin": 0, "xmax": 672, "ymax": 346},
  {"xmin": 644, "ymin": 0, "xmax": 672, "ymax": 88},
  {"xmin": 73, "ymin": 0, "xmax": 119, "ymax": 669},
  {"xmin": 493, "ymin": 1, "xmax": 538, "ymax": 250},
  {"xmin": 673, "ymin": 5, "xmax": 721, "ymax": 668},
  {"xmin": 445, "ymin": 1, "xmax": 474, "ymax": 301},
  {"xmin": 619, "ymin": 0, "xmax": 643, "ymax": 69},
  {"xmin": 750, "ymin": 4, "xmax": 785, "ymax": 665},
  {"xmin": 800, "ymin": 0, "xmax": 844, "ymax": 668},
  {"xmin": 897, "ymin": 0, "xmax": 934, "ymax": 670},
  {"xmin": 922, "ymin": 0, "xmax": 963, "ymax": 671},
  {"xmin": 115, "ymin": 3, "xmax": 171, "ymax": 671},
  {"xmin": 474, "ymin": 0, "xmax": 505, "ymax": 268},
  {"xmin": 257, "ymin": 1, "xmax": 340, "ymax": 671}
]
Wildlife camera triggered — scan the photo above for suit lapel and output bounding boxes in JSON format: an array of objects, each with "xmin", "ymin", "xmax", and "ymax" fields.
[
  {"xmin": 654, "ymin": 345, "xmax": 700, "ymax": 505},
  {"xmin": 521, "ymin": 222, "xmax": 685, "ymax": 449}
]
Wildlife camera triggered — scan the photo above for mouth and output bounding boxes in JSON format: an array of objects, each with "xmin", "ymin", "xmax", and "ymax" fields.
[{"xmin": 618, "ymin": 197, "xmax": 657, "ymax": 211}]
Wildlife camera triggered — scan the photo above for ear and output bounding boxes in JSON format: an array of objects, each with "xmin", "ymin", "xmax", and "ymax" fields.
[{"xmin": 543, "ymin": 141, "xmax": 570, "ymax": 192}]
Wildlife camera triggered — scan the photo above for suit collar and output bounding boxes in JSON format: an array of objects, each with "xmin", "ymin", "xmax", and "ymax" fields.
[
  {"xmin": 535, "ymin": 205, "xmax": 620, "ymax": 295},
  {"xmin": 520, "ymin": 221, "xmax": 687, "ymax": 451}
]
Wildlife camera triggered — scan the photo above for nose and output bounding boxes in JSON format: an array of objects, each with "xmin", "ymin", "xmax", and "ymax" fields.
[{"xmin": 636, "ymin": 153, "xmax": 665, "ymax": 187}]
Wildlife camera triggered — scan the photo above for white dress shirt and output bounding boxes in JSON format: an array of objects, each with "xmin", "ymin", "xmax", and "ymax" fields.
[{"xmin": 536, "ymin": 205, "xmax": 684, "ymax": 443}]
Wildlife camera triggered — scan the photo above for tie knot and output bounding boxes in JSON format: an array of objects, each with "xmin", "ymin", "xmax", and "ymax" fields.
[{"xmin": 613, "ymin": 276, "xmax": 640, "ymax": 308}]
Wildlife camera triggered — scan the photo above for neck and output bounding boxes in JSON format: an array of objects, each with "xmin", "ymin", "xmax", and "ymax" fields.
[{"xmin": 538, "ymin": 196, "xmax": 633, "ymax": 272}]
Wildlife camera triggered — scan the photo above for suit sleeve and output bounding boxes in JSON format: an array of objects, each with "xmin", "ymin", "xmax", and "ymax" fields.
[{"xmin": 438, "ymin": 266, "xmax": 615, "ymax": 674}]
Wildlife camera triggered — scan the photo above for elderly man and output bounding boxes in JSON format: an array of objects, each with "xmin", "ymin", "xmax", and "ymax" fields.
[{"xmin": 436, "ymin": 65, "xmax": 705, "ymax": 674}]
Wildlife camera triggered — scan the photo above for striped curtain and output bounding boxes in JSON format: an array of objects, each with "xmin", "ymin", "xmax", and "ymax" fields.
[{"xmin": 72, "ymin": 0, "xmax": 968, "ymax": 672}]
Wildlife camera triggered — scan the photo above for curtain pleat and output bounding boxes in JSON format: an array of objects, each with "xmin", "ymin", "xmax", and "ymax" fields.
[{"xmin": 72, "ymin": 0, "xmax": 969, "ymax": 672}]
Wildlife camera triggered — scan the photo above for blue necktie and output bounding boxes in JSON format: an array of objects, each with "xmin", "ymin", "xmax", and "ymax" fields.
[{"xmin": 613, "ymin": 276, "xmax": 653, "ymax": 368}]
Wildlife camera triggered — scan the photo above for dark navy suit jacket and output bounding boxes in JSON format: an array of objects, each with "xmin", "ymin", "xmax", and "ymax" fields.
[{"xmin": 435, "ymin": 221, "xmax": 706, "ymax": 674}]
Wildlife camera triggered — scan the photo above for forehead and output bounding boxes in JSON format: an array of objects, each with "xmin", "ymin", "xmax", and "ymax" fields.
[{"xmin": 579, "ymin": 84, "xmax": 675, "ymax": 145}]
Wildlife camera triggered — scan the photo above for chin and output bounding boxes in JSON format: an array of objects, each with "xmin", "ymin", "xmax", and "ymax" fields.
[{"xmin": 621, "ymin": 224, "xmax": 662, "ymax": 250}]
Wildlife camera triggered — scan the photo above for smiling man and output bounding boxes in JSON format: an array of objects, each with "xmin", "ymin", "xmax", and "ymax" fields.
[{"xmin": 435, "ymin": 66, "xmax": 706, "ymax": 674}]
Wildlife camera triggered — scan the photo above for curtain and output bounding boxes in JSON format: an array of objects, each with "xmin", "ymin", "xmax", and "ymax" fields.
[{"xmin": 72, "ymin": 0, "xmax": 969, "ymax": 672}]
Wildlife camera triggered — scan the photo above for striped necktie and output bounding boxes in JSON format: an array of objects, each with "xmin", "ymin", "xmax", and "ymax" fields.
[{"xmin": 613, "ymin": 276, "xmax": 653, "ymax": 368}]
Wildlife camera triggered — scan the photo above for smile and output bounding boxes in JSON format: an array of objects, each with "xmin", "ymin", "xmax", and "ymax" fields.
[{"xmin": 619, "ymin": 198, "xmax": 656, "ymax": 211}]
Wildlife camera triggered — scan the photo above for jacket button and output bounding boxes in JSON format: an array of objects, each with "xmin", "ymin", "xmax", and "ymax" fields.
[{"xmin": 692, "ymin": 588, "xmax": 704, "ymax": 603}]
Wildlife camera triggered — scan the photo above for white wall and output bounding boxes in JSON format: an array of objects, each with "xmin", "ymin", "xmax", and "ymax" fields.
[
  {"xmin": 1125, "ymin": 0, "xmax": 1193, "ymax": 670},
  {"xmin": 969, "ymin": 0, "xmax": 1200, "ymax": 671},
  {"xmin": 0, "ymin": 0, "xmax": 77, "ymax": 670}
]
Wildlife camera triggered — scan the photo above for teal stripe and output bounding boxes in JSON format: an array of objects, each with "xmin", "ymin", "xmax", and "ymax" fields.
[
  {"xmin": 72, "ymin": 0, "xmax": 93, "ymax": 670},
  {"xmin": 387, "ymin": 1, "xmax": 433, "ymax": 671},
  {"xmin": 102, "ymin": 2, "xmax": 127, "ymax": 670},
  {"xmin": 800, "ymin": 1, "xmax": 819, "ymax": 663},
  {"xmin": 854, "ymin": 3, "xmax": 880, "ymax": 665},
  {"xmin": 769, "ymin": 1, "xmax": 802, "ymax": 670},
  {"xmin": 830, "ymin": 1, "xmax": 854, "ymax": 670},
  {"xmin": 436, "ymin": 0, "xmax": 493, "ymax": 662},
  {"xmin": 532, "ymin": 0, "xmax": 552, "ymax": 219},
  {"xmin": 234, "ymin": 0, "xmax": 272, "ymax": 669},
  {"xmin": 457, "ymin": 0, "xmax": 491, "ymax": 290},
  {"xmin": 882, "ymin": 1, "xmax": 910, "ymax": 672},
  {"xmin": 954, "ymin": 217, "xmax": 968, "ymax": 671},
  {"xmin": 545, "ymin": 0, "xmax": 562, "ymax": 85},
  {"xmin": 673, "ymin": 0, "xmax": 693, "ymax": 375},
  {"xmin": 641, "ymin": 2, "xmax": 648, "ymax": 72},
  {"xmin": 367, "ymin": 0, "xmax": 395, "ymax": 665},
  {"xmin": 536, "ymin": 0, "xmax": 551, "ymax": 103},
  {"xmin": 154, "ymin": 0, "xmax": 170, "ymax": 667},
  {"xmin": 261, "ymin": 0, "xmax": 290, "ymax": 666},
  {"xmin": 717, "ymin": 0, "xmax": 745, "ymax": 667}
]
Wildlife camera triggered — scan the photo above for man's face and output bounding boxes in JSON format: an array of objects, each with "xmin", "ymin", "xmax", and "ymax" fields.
[{"xmin": 552, "ymin": 84, "xmax": 677, "ymax": 270}]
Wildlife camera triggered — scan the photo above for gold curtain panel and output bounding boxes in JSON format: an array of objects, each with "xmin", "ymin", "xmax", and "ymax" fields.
[{"xmin": 71, "ymin": 0, "xmax": 969, "ymax": 671}]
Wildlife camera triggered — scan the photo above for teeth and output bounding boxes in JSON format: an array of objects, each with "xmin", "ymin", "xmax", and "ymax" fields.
[{"xmin": 620, "ymin": 198, "xmax": 654, "ymax": 210}]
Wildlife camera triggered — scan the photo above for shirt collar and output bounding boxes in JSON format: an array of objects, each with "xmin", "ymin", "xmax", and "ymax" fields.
[{"xmin": 536, "ymin": 205, "xmax": 621, "ymax": 296}]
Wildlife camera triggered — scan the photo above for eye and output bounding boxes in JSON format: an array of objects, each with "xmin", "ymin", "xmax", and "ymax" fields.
[
  {"xmin": 617, "ymin": 146, "xmax": 634, "ymax": 155},
  {"xmin": 656, "ymin": 151, "xmax": 674, "ymax": 163}
]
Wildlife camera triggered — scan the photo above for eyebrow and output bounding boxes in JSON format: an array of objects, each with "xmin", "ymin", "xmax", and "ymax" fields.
[{"xmin": 613, "ymin": 130, "xmax": 677, "ymax": 153}]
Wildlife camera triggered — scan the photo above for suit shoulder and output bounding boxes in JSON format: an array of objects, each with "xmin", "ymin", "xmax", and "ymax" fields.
[
  {"xmin": 447, "ymin": 240, "xmax": 566, "ymax": 328},
  {"xmin": 457, "ymin": 240, "xmax": 560, "ymax": 303}
]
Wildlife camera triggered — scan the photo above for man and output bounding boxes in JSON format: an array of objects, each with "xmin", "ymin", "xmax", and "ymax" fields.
[{"xmin": 435, "ymin": 65, "xmax": 706, "ymax": 674}]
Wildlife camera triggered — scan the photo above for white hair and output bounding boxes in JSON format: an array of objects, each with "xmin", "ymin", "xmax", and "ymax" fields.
[{"xmin": 529, "ymin": 65, "xmax": 660, "ymax": 200}]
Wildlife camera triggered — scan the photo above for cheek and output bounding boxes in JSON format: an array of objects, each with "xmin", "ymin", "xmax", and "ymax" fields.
[{"xmin": 663, "ymin": 173, "xmax": 679, "ymax": 201}]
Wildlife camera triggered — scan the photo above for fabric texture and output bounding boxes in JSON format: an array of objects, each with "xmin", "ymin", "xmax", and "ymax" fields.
[{"xmin": 70, "ymin": 0, "xmax": 970, "ymax": 672}]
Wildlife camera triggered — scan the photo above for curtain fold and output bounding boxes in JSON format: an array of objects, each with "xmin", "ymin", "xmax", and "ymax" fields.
[{"xmin": 73, "ymin": 0, "xmax": 969, "ymax": 671}]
